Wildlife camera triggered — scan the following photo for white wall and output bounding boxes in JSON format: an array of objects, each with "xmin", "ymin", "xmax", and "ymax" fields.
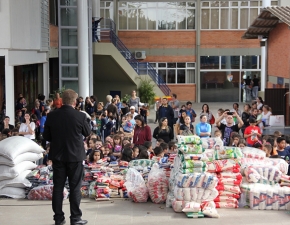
[
  {"xmin": 0, "ymin": 0, "xmax": 11, "ymax": 48},
  {"xmin": 10, "ymin": 0, "xmax": 41, "ymax": 50},
  {"xmin": 0, "ymin": 0, "xmax": 41, "ymax": 50},
  {"xmin": 280, "ymin": 0, "xmax": 289, "ymax": 6}
]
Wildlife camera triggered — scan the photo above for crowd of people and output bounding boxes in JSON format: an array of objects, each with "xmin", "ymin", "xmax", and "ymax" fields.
[{"xmin": 0, "ymin": 90, "xmax": 289, "ymax": 172}]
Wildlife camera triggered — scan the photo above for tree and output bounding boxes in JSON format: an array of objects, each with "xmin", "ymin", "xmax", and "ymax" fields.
[{"xmin": 137, "ymin": 77, "xmax": 156, "ymax": 105}]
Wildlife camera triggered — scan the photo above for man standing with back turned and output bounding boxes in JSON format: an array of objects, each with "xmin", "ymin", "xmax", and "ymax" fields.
[{"xmin": 43, "ymin": 89, "xmax": 91, "ymax": 225}]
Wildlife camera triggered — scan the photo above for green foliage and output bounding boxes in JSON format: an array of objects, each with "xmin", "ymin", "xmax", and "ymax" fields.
[
  {"xmin": 50, "ymin": 86, "xmax": 66, "ymax": 99},
  {"xmin": 121, "ymin": 94, "xmax": 131, "ymax": 104},
  {"xmin": 137, "ymin": 77, "xmax": 156, "ymax": 105}
]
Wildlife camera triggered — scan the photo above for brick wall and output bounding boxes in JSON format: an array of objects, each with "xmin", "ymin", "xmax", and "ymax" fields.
[
  {"xmin": 119, "ymin": 31, "xmax": 196, "ymax": 62},
  {"xmin": 201, "ymin": 30, "xmax": 260, "ymax": 48},
  {"xmin": 167, "ymin": 84, "xmax": 196, "ymax": 102},
  {"xmin": 50, "ymin": 25, "xmax": 58, "ymax": 48},
  {"xmin": 268, "ymin": 23, "xmax": 290, "ymax": 79}
]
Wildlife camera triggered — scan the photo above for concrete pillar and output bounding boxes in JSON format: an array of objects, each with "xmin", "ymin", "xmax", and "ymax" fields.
[
  {"xmin": 92, "ymin": 0, "xmax": 100, "ymax": 17},
  {"xmin": 195, "ymin": 0, "xmax": 201, "ymax": 103},
  {"xmin": 77, "ymin": 0, "xmax": 90, "ymax": 98},
  {"xmin": 5, "ymin": 65, "xmax": 15, "ymax": 126},
  {"xmin": 260, "ymin": 0, "xmax": 271, "ymax": 93},
  {"xmin": 43, "ymin": 62, "xmax": 49, "ymax": 98}
]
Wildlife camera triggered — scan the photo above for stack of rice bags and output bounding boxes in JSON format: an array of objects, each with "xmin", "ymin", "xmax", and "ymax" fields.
[
  {"xmin": 240, "ymin": 148, "xmax": 290, "ymax": 210},
  {"xmin": 204, "ymin": 138, "xmax": 243, "ymax": 208},
  {"xmin": 170, "ymin": 135, "xmax": 220, "ymax": 218},
  {"xmin": 0, "ymin": 137, "xmax": 44, "ymax": 199}
]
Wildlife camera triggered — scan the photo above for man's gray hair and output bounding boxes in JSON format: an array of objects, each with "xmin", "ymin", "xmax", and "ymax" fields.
[{"xmin": 62, "ymin": 89, "xmax": 78, "ymax": 105}]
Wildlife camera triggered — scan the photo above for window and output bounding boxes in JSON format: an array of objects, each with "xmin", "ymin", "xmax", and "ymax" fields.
[
  {"xmin": 201, "ymin": 0, "xmax": 280, "ymax": 29},
  {"xmin": 154, "ymin": 62, "xmax": 195, "ymax": 84},
  {"xmin": 49, "ymin": 0, "xmax": 58, "ymax": 25},
  {"xmin": 118, "ymin": 2, "xmax": 195, "ymax": 30}
]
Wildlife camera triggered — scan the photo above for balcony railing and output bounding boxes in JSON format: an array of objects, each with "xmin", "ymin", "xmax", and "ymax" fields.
[{"xmin": 92, "ymin": 17, "xmax": 170, "ymax": 96}]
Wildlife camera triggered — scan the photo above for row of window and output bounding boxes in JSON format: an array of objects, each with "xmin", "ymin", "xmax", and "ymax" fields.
[
  {"xmin": 200, "ymin": 56, "xmax": 260, "ymax": 70},
  {"xmin": 113, "ymin": 1, "xmax": 279, "ymax": 30}
]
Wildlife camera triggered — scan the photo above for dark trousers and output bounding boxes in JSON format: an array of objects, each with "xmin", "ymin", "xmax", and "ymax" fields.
[
  {"xmin": 155, "ymin": 111, "xmax": 159, "ymax": 123},
  {"xmin": 52, "ymin": 160, "xmax": 83, "ymax": 222}
]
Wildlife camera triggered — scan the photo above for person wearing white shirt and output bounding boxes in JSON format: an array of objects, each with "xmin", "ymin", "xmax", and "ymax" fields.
[
  {"xmin": 19, "ymin": 113, "xmax": 36, "ymax": 140},
  {"xmin": 126, "ymin": 106, "xmax": 138, "ymax": 118}
]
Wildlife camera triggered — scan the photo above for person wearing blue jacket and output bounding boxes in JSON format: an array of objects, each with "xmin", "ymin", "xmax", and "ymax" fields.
[
  {"xmin": 40, "ymin": 109, "xmax": 49, "ymax": 148},
  {"xmin": 195, "ymin": 114, "xmax": 211, "ymax": 138},
  {"xmin": 158, "ymin": 98, "xmax": 174, "ymax": 130}
]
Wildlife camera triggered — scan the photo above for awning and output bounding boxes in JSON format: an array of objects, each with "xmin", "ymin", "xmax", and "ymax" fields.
[{"xmin": 242, "ymin": 6, "xmax": 290, "ymax": 39}]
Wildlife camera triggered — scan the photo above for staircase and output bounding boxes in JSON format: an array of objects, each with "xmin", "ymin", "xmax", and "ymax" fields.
[{"xmin": 94, "ymin": 18, "xmax": 171, "ymax": 96}]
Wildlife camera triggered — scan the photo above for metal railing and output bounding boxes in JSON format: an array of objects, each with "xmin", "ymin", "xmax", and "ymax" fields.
[{"xmin": 92, "ymin": 17, "xmax": 171, "ymax": 96}]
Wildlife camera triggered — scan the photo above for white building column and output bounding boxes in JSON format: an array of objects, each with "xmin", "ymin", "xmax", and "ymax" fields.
[
  {"xmin": 5, "ymin": 65, "xmax": 15, "ymax": 126},
  {"xmin": 92, "ymin": 0, "xmax": 100, "ymax": 17},
  {"xmin": 77, "ymin": 0, "xmax": 90, "ymax": 98},
  {"xmin": 260, "ymin": 0, "xmax": 271, "ymax": 93},
  {"xmin": 43, "ymin": 62, "xmax": 49, "ymax": 98}
]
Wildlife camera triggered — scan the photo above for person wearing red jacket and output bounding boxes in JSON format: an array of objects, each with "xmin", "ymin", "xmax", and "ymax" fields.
[{"xmin": 133, "ymin": 115, "xmax": 151, "ymax": 146}]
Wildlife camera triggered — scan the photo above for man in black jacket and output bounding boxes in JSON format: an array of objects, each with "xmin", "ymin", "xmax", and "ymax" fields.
[
  {"xmin": 158, "ymin": 98, "xmax": 174, "ymax": 130},
  {"xmin": 43, "ymin": 89, "xmax": 91, "ymax": 225}
]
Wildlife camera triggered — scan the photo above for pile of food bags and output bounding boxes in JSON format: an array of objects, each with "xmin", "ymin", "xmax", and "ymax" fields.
[
  {"xmin": 168, "ymin": 135, "xmax": 220, "ymax": 217},
  {"xmin": 124, "ymin": 168, "xmax": 148, "ymax": 203},
  {"xmin": 0, "ymin": 137, "xmax": 44, "ymax": 199},
  {"xmin": 128, "ymin": 159, "xmax": 155, "ymax": 182}
]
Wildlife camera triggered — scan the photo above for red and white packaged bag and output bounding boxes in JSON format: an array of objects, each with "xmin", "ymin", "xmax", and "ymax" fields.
[
  {"xmin": 216, "ymin": 172, "xmax": 242, "ymax": 180},
  {"xmin": 172, "ymin": 199, "xmax": 189, "ymax": 212},
  {"xmin": 27, "ymin": 185, "xmax": 69, "ymax": 200},
  {"xmin": 218, "ymin": 190, "xmax": 240, "ymax": 199},
  {"xmin": 207, "ymin": 159, "xmax": 240, "ymax": 173},
  {"xmin": 148, "ymin": 163, "xmax": 169, "ymax": 203},
  {"xmin": 216, "ymin": 184, "xmax": 241, "ymax": 194},
  {"xmin": 215, "ymin": 201, "xmax": 238, "ymax": 208},
  {"xmin": 214, "ymin": 196, "xmax": 239, "ymax": 204},
  {"xmin": 218, "ymin": 178, "xmax": 242, "ymax": 186}
]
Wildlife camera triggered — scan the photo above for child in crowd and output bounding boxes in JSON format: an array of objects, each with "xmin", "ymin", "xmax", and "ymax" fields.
[
  {"xmin": 276, "ymin": 137, "xmax": 290, "ymax": 167},
  {"xmin": 113, "ymin": 135, "xmax": 122, "ymax": 158},
  {"xmin": 95, "ymin": 140, "xmax": 103, "ymax": 150},
  {"xmin": 266, "ymin": 137, "xmax": 280, "ymax": 158},
  {"xmin": 143, "ymin": 141, "xmax": 153, "ymax": 159},
  {"xmin": 90, "ymin": 113, "xmax": 97, "ymax": 134},
  {"xmin": 120, "ymin": 147, "xmax": 133, "ymax": 162},
  {"xmin": 231, "ymin": 133, "xmax": 241, "ymax": 147},
  {"xmin": 11, "ymin": 128, "xmax": 19, "ymax": 136},
  {"xmin": 168, "ymin": 141, "xmax": 177, "ymax": 154},
  {"xmin": 140, "ymin": 105, "xmax": 148, "ymax": 124},
  {"xmin": 116, "ymin": 131, "xmax": 125, "ymax": 141},
  {"xmin": 132, "ymin": 146, "xmax": 139, "ymax": 159},
  {"xmin": 138, "ymin": 148, "xmax": 149, "ymax": 159},
  {"xmin": 160, "ymin": 142, "xmax": 169, "ymax": 157},
  {"xmin": 238, "ymin": 139, "xmax": 246, "ymax": 148},
  {"xmin": 153, "ymin": 146, "xmax": 164, "ymax": 158},
  {"xmin": 105, "ymin": 135, "xmax": 114, "ymax": 145},
  {"xmin": 122, "ymin": 137, "xmax": 131, "ymax": 146},
  {"xmin": 156, "ymin": 138, "xmax": 165, "ymax": 147},
  {"xmin": 214, "ymin": 130, "xmax": 222, "ymax": 139},
  {"xmin": 274, "ymin": 131, "xmax": 282, "ymax": 138},
  {"xmin": 263, "ymin": 143, "xmax": 272, "ymax": 157},
  {"xmin": 122, "ymin": 114, "xmax": 135, "ymax": 133},
  {"xmin": 86, "ymin": 138, "xmax": 97, "ymax": 156},
  {"xmin": 88, "ymin": 150, "xmax": 104, "ymax": 166},
  {"xmin": 95, "ymin": 112, "xmax": 102, "ymax": 137},
  {"xmin": 253, "ymin": 141, "xmax": 263, "ymax": 149},
  {"xmin": 43, "ymin": 143, "xmax": 50, "ymax": 166},
  {"xmin": 102, "ymin": 143, "xmax": 116, "ymax": 162},
  {"xmin": 244, "ymin": 118, "xmax": 262, "ymax": 147},
  {"xmin": 262, "ymin": 135, "xmax": 270, "ymax": 144}
]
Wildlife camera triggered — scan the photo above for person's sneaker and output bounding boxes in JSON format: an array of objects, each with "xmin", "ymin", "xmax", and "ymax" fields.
[
  {"xmin": 71, "ymin": 219, "xmax": 88, "ymax": 225},
  {"xmin": 55, "ymin": 219, "xmax": 66, "ymax": 225}
]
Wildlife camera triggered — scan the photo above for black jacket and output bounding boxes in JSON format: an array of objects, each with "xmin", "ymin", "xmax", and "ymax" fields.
[{"xmin": 43, "ymin": 105, "xmax": 91, "ymax": 162}]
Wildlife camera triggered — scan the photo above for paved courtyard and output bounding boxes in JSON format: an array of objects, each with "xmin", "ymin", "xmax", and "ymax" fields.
[{"xmin": 0, "ymin": 198, "xmax": 289, "ymax": 225}]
